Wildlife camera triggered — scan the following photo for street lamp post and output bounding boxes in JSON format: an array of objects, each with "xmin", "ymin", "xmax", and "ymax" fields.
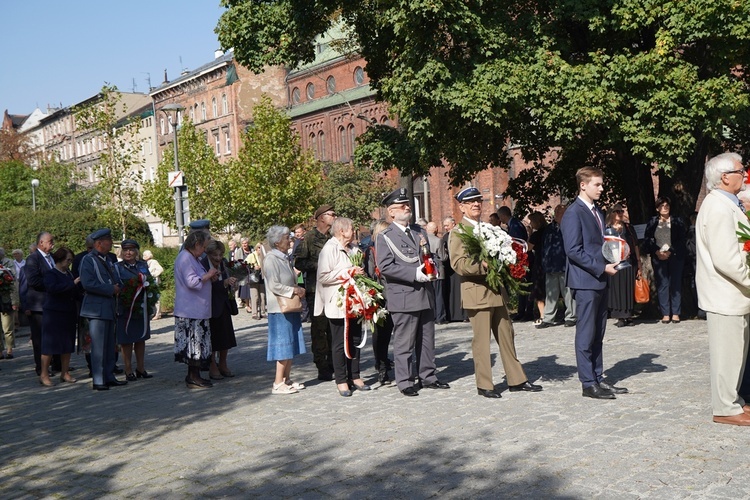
[
  {"xmin": 31, "ymin": 178, "xmax": 39, "ymax": 212},
  {"xmin": 160, "ymin": 103, "xmax": 186, "ymax": 244}
]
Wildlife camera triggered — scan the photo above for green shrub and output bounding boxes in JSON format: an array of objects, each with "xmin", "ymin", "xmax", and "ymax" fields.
[{"xmin": 144, "ymin": 246, "xmax": 179, "ymax": 313}]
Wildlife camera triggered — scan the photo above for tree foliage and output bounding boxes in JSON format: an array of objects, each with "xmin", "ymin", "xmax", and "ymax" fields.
[
  {"xmin": 318, "ymin": 162, "xmax": 396, "ymax": 229},
  {"xmin": 228, "ymin": 96, "xmax": 322, "ymax": 234},
  {"xmin": 216, "ymin": 1, "xmax": 750, "ymax": 221},
  {"xmin": 75, "ymin": 84, "xmax": 144, "ymax": 239},
  {"xmin": 141, "ymin": 119, "xmax": 232, "ymax": 231}
]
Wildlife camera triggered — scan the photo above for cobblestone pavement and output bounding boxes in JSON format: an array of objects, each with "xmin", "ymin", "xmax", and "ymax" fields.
[{"xmin": 1, "ymin": 311, "xmax": 748, "ymax": 499}]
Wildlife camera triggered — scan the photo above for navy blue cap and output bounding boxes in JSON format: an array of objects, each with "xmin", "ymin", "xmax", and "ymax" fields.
[
  {"xmin": 189, "ymin": 219, "xmax": 211, "ymax": 230},
  {"xmin": 89, "ymin": 228, "xmax": 112, "ymax": 240},
  {"xmin": 455, "ymin": 187, "xmax": 483, "ymax": 203},
  {"xmin": 381, "ymin": 188, "xmax": 410, "ymax": 206},
  {"xmin": 121, "ymin": 239, "xmax": 140, "ymax": 249}
]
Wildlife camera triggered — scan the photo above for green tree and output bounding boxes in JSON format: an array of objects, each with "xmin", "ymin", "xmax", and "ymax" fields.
[
  {"xmin": 141, "ymin": 119, "xmax": 232, "ymax": 231},
  {"xmin": 318, "ymin": 162, "xmax": 396, "ymax": 228},
  {"xmin": 75, "ymin": 84, "xmax": 144, "ymax": 239},
  {"xmin": 229, "ymin": 96, "xmax": 322, "ymax": 233},
  {"xmin": 216, "ymin": 1, "xmax": 750, "ymax": 221},
  {"xmin": 35, "ymin": 159, "xmax": 97, "ymax": 212},
  {"xmin": 0, "ymin": 160, "xmax": 34, "ymax": 211}
]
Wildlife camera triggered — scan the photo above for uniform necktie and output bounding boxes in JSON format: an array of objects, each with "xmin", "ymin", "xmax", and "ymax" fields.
[
  {"xmin": 45, "ymin": 254, "xmax": 54, "ymax": 268},
  {"xmin": 405, "ymin": 227, "xmax": 416, "ymax": 244}
]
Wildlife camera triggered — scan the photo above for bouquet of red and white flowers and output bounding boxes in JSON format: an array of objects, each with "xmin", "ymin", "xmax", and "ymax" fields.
[
  {"xmin": 336, "ymin": 247, "xmax": 389, "ymax": 359},
  {"xmin": 0, "ymin": 265, "xmax": 15, "ymax": 296},
  {"xmin": 455, "ymin": 222, "xmax": 529, "ymax": 296},
  {"xmin": 120, "ymin": 272, "xmax": 161, "ymax": 333},
  {"xmin": 736, "ymin": 211, "xmax": 750, "ymax": 269},
  {"xmin": 225, "ymin": 260, "xmax": 250, "ymax": 280}
]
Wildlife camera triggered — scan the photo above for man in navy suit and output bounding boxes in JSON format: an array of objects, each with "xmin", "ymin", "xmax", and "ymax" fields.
[
  {"xmin": 79, "ymin": 228, "xmax": 126, "ymax": 391},
  {"xmin": 376, "ymin": 188, "xmax": 450, "ymax": 396},
  {"xmin": 560, "ymin": 167, "xmax": 627, "ymax": 400},
  {"xmin": 24, "ymin": 232, "xmax": 55, "ymax": 375}
]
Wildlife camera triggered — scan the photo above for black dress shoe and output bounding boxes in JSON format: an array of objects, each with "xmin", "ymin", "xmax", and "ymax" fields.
[
  {"xmin": 125, "ymin": 372, "xmax": 137, "ymax": 382},
  {"xmin": 401, "ymin": 386, "xmax": 419, "ymax": 396},
  {"xmin": 423, "ymin": 380, "xmax": 450, "ymax": 389},
  {"xmin": 508, "ymin": 381, "xmax": 543, "ymax": 392},
  {"xmin": 378, "ymin": 367, "xmax": 391, "ymax": 385},
  {"xmin": 599, "ymin": 380, "xmax": 628, "ymax": 394},
  {"xmin": 136, "ymin": 369, "xmax": 153, "ymax": 379},
  {"xmin": 564, "ymin": 320, "xmax": 576, "ymax": 327},
  {"xmin": 477, "ymin": 388, "xmax": 502, "ymax": 398},
  {"xmin": 106, "ymin": 379, "xmax": 128, "ymax": 387},
  {"xmin": 582, "ymin": 384, "xmax": 616, "ymax": 400},
  {"xmin": 92, "ymin": 384, "xmax": 110, "ymax": 391}
]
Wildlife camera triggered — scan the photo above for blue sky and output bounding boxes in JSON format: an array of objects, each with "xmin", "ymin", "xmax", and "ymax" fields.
[{"xmin": 1, "ymin": 1, "xmax": 226, "ymax": 115}]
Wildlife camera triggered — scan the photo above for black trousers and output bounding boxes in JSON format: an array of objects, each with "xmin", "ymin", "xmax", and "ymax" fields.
[
  {"xmin": 372, "ymin": 313, "xmax": 393, "ymax": 369},
  {"xmin": 328, "ymin": 318, "xmax": 362, "ymax": 385},
  {"xmin": 29, "ymin": 312, "xmax": 42, "ymax": 373}
]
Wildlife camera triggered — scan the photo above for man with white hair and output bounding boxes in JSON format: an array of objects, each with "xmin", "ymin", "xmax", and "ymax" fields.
[{"xmin": 696, "ymin": 152, "xmax": 750, "ymax": 426}]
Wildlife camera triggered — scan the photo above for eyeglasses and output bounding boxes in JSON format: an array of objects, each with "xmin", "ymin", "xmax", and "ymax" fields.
[{"xmin": 724, "ymin": 169, "xmax": 748, "ymax": 176}]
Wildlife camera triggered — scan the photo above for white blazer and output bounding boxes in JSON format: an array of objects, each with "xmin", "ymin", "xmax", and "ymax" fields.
[{"xmin": 314, "ymin": 237, "xmax": 355, "ymax": 319}]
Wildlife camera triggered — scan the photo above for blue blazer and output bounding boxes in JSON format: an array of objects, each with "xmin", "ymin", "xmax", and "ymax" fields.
[
  {"xmin": 79, "ymin": 250, "xmax": 120, "ymax": 320},
  {"xmin": 24, "ymin": 250, "xmax": 51, "ymax": 312},
  {"xmin": 560, "ymin": 197, "xmax": 608, "ymax": 291}
]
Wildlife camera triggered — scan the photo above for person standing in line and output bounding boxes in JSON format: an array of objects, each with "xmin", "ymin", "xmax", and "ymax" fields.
[
  {"xmin": 293, "ymin": 204, "xmax": 337, "ymax": 381},
  {"xmin": 449, "ymin": 187, "xmax": 542, "ymax": 398},
  {"xmin": 24, "ymin": 232, "xmax": 55, "ymax": 376},
  {"xmin": 364, "ymin": 220, "xmax": 395, "ymax": 384},
  {"xmin": 425, "ymin": 221, "xmax": 447, "ymax": 325},
  {"xmin": 142, "ymin": 250, "xmax": 164, "ymax": 320},
  {"xmin": 497, "ymin": 206, "xmax": 532, "ymax": 321},
  {"xmin": 560, "ymin": 167, "xmax": 627, "ymax": 400},
  {"xmin": 0, "ymin": 248, "xmax": 19, "ymax": 359},
  {"xmin": 605, "ymin": 203, "xmax": 641, "ymax": 327},
  {"xmin": 696, "ymin": 152, "xmax": 750, "ymax": 426},
  {"xmin": 537, "ymin": 204, "xmax": 577, "ymax": 329},
  {"xmin": 443, "ymin": 216, "xmax": 466, "ymax": 323},
  {"xmin": 78, "ymin": 229, "xmax": 126, "ymax": 391},
  {"xmin": 375, "ymin": 188, "xmax": 450, "ymax": 397}
]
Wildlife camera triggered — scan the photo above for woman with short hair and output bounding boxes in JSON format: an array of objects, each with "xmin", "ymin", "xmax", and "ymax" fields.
[
  {"xmin": 174, "ymin": 231, "xmax": 218, "ymax": 388},
  {"xmin": 316, "ymin": 217, "xmax": 369, "ymax": 397}
]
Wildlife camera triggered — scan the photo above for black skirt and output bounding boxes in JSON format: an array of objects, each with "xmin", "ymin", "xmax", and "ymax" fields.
[
  {"xmin": 209, "ymin": 306, "xmax": 238, "ymax": 352},
  {"xmin": 608, "ymin": 265, "xmax": 635, "ymax": 319}
]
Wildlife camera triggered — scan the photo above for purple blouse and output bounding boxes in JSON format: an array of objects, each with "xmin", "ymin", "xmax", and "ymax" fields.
[{"xmin": 173, "ymin": 249, "xmax": 211, "ymax": 319}]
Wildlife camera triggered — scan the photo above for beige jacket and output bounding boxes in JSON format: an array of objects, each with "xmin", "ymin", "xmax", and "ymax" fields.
[
  {"xmin": 264, "ymin": 249, "xmax": 298, "ymax": 314},
  {"xmin": 696, "ymin": 189, "xmax": 750, "ymax": 315},
  {"xmin": 314, "ymin": 237, "xmax": 355, "ymax": 319}
]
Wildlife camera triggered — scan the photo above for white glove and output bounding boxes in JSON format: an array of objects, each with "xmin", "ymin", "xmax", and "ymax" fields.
[{"xmin": 415, "ymin": 264, "xmax": 431, "ymax": 282}]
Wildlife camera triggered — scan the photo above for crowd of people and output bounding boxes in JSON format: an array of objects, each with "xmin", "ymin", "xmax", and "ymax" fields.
[{"xmin": 5, "ymin": 152, "xmax": 750, "ymax": 426}]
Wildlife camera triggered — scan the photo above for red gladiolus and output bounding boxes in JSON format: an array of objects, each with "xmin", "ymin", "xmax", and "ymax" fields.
[{"xmin": 744, "ymin": 240, "xmax": 750, "ymax": 252}]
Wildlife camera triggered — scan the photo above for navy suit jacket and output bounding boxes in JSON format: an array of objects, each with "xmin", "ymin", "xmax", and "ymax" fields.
[
  {"xmin": 560, "ymin": 197, "xmax": 608, "ymax": 291},
  {"xmin": 25, "ymin": 250, "xmax": 53, "ymax": 312}
]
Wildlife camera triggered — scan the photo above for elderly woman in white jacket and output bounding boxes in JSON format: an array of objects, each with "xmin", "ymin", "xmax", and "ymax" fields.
[
  {"xmin": 315, "ymin": 217, "xmax": 370, "ymax": 397},
  {"xmin": 264, "ymin": 225, "xmax": 307, "ymax": 395}
]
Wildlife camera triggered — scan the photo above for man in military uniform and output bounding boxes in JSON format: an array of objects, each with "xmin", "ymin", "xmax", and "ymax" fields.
[
  {"xmin": 293, "ymin": 204, "xmax": 336, "ymax": 380},
  {"xmin": 449, "ymin": 187, "xmax": 542, "ymax": 398},
  {"xmin": 375, "ymin": 188, "xmax": 450, "ymax": 397}
]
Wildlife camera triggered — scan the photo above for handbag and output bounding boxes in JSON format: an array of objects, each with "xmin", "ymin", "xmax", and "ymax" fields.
[
  {"xmin": 276, "ymin": 293, "xmax": 302, "ymax": 313},
  {"xmin": 634, "ymin": 275, "xmax": 650, "ymax": 304},
  {"xmin": 247, "ymin": 269, "xmax": 262, "ymax": 283},
  {"xmin": 227, "ymin": 289, "xmax": 239, "ymax": 316}
]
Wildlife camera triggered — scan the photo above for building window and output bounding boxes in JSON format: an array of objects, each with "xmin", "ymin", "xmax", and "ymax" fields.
[
  {"xmin": 354, "ymin": 66, "xmax": 365, "ymax": 85},
  {"xmin": 214, "ymin": 133, "xmax": 221, "ymax": 155},
  {"xmin": 160, "ymin": 118, "xmax": 165, "ymax": 135},
  {"xmin": 212, "ymin": 97, "xmax": 218, "ymax": 117},
  {"xmin": 339, "ymin": 126, "xmax": 347, "ymax": 160},
  {"xmin": 190, "ymin": 106, "xmax": 195, "ymax": 122},
  {"xmin": 306, "ymin": 83, "xmax": 315, "ymax": 100},
  {"xmin": 222, "ymin": 94, "xmax": 228, "ymax": 115},
  {"xmin": 177, "ymin": 110, "xmax": 183, "ymax": 126},
  {"xmin": 326, "ymin": 76, "xmax": 336, "ymax": 94},
  {"xmin": 168, "ymin": 116, "xmax": 174, "ymax": 134},
  {"xmin": 201, "ymin": 102, "xmax": 207, "ymax": 121},
  {"xmin": 148, "ymin": 138, "xmax": 153, "ymax": 155},
  {"xmin": 318, "ymin": 131, "xmax": 326, "ymax": 160},
  {"xmin": 292, "ymin": 87, "xmax": 301, "ymax": 104},
  {"xmin": 224, "ymin": 129, "xmax": 231, "ymax": 153},
  {"xmin": 348, "ymin": 124, "xmax": 356, "ymax": 160},
  {"xmin": 310, "ymin": 132, "xmax": 317, "ymax": 158}
]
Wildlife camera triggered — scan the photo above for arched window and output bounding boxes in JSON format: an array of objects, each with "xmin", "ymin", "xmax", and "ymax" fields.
[
  {"xmin": 168, "ymin": 115, "xmax": 174, "ymax": 134},
  {"xmin": 292, "ymin": 87, "xmax": 301, "ymax": 104},
  {"xmin": 326, "ymin": 76, "xmax": 336, "ymax": 94},
  {"xmin": 354, "ymin": 67, "xmax": 365, "ymax": 85},
  {"xmin": 201, "ymin": 102, "xmax": 207, "ymax": 121},
  {"xmin": 318, "ymin": 131, "xmax": 326, "ymax": 160},
  {"xmin": 190, "ymin": 106, "xmax": 195, "ymax": 122},
  {"xmin": 306, "ymin": 83, "xmax": 315, "ymax": 100},
  {"xmin": 212, "ymin": 97, "xmax": 218, "ymax": 117},
  {"xmin": 160, "ymin": 118, "xmax": 165, "ymax": 135},
  {"xmin": 347, "ymin": 124, "xmax": 356, "ymax": 160},
  {"xmin": 222, "ymin": 94, "xmax": 228, "ymax": 114},
  {"xmin": 339, "ymin": 126, "xmax": 347, "ymax": 160},
  {"xmin": 310, "ymin": 132, "xmax": 317, "ymax": 158}
]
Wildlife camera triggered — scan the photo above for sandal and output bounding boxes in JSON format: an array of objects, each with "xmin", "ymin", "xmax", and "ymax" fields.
[
  {"xmin": 533, "ymin": 319, "xmax": 542, "ymax": 326},
  {"xmin": 272, "ymin": 382, "xmax": 298, "ymax": 395},
  {"xmin": 285, "ymin": 379, "xmax": 305, "ymax": 390}
]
